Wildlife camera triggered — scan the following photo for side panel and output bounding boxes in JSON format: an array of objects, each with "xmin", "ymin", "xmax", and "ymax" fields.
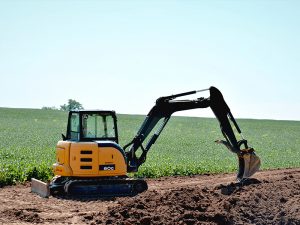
[
  {"xmin": 98, "ymin": 146, "xmax": 127, "ymax": 176},
  {"xmin": 53, "ymin": 141, "xmax": 73, "ymax": 176},
  {"xmin": 70, "ymin": 142, "xmax": 99, "ymax": 175},
  {"xmin": 69, "ymin": 142, "xmax": 127, "ymax": 177}
]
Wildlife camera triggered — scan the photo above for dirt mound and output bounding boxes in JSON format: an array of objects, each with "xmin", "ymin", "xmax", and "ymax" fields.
[
  {"xmin": 99, "ymin": 174, "xmax": 300, "ymax": 225},
  {"xmin": 0, "ymin": 168, "xmax": 300, "ymax": 225}
]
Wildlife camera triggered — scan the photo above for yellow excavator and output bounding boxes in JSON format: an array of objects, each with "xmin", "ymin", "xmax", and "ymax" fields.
[{"xmin": 32, "ymin": 87, "xmax": 261, "ymax": 198}]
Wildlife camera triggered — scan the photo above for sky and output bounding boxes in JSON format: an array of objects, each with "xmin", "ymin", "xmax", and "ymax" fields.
[{"xmin": 0, "ymin": 0, "xmax": 299, "ymax": 120}]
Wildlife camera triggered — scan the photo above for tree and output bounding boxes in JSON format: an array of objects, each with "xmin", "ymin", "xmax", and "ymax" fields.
[{"xmin": 60, "ymin": 99, "xmax": 84, "ymax": 111}]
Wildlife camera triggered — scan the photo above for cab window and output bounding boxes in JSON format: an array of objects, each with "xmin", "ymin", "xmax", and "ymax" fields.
[
  {"xmin": 82, "ymin": 113, "xmax": 116, "ymax": 139},
  {"xmin": 69, "ymin": 113, "xmax": 80, "ymax": 141}
]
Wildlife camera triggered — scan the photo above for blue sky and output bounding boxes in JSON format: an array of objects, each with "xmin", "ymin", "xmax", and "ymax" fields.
[{"xmin": 0, "ymin": 1, "xmax": 299, "ymax": 120}]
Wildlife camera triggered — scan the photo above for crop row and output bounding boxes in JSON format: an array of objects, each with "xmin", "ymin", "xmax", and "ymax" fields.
[{"xmin": 0, "ymin": 108, "xmax": 299, "ymax": 185}]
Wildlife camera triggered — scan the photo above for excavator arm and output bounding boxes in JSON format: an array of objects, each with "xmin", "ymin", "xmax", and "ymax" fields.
[{"xmin": 124, "ymin": 86, "xmax": 260, "ymax": 180}]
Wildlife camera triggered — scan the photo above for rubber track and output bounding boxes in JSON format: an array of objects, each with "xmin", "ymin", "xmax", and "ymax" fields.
[{"xmin": 50, "ymin": 177, "xmax": 147, "ymax": 200}]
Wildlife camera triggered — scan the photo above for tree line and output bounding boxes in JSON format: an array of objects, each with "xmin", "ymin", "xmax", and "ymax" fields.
[{"xmin": 42, "ymin": 99, "xmax": 84, "ymax": 111}]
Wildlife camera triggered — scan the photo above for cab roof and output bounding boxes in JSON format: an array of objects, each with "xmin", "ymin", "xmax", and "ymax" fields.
[{"xmin": 69, "ymin": 110, "xmax": 116, "ymax": 115}]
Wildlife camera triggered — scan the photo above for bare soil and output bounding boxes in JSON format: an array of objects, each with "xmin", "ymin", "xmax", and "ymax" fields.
[{"xmin": 0, "ymin": 168, "xmax": 300, "ymax": 225}]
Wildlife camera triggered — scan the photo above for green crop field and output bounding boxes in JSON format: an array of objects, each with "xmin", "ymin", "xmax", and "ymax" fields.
[{"xmin": 0, "ymin": 107, "xmax": 300, "ymax": 186}]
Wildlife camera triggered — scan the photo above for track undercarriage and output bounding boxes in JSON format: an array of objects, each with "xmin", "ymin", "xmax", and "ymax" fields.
[{"xmin": 49, "ymin": 176, "xmax": 148, "ymax": 199}]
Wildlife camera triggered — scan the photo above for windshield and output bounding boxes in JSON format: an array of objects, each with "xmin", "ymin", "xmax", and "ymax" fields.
[{"xmin": 82, "ymin": 113, "xmax": 116, "ymax": 139}]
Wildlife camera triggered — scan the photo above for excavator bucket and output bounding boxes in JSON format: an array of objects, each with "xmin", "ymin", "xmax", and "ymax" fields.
[
  {"xmin": 215, "ymin": 141, "xmax": 261, "ymax": 181},
  {"xmin": 237, "ymin": 149, "xmax": 261, "ymax": 181}
]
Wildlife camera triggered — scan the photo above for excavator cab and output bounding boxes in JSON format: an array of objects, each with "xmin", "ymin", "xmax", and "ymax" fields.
[
  {"xmin": 52, "ymin": 110, "xmax": 128, "ymax": 182},
  {"xmin": 49, "ymin": 110, "xmax": 143, "ymax": 197},
  {"xmin": 64, "ymin": 110, "xmax": 119, "ymax": 143}
]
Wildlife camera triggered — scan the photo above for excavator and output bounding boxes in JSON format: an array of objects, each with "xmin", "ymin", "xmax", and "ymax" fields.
[{"xmin": 31, "ymin": 86, "xmax": 261, "ymax": 198}]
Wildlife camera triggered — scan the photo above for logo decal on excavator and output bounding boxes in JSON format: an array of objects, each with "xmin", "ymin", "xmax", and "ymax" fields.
[{"xmin": 99, "ymin": 164, "xmax": 115, "ymax": 171}]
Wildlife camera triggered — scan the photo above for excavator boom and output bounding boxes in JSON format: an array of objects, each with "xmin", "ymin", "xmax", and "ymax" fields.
[{"xmin": 124, "ymin": 86, "xmax": 260, "ymax": 180}]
